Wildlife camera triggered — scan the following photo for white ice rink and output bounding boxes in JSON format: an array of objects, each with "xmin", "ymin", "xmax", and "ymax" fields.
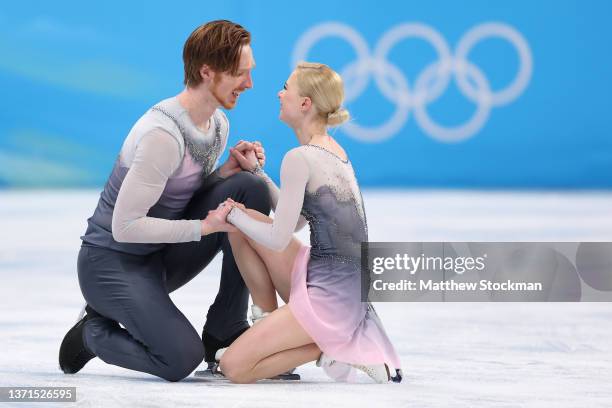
[{"xmin": 1, "ymin": 190, "xmax": 612, "ymax": 407}]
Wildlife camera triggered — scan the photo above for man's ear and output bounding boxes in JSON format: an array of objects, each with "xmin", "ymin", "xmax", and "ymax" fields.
[{"xmin": 199, "ymin": 64, "xmax": 214, "ymax": 83}]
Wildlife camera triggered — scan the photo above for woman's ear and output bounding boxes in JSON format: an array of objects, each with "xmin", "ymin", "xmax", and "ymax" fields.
[{"xmin": 301, "ymin": 96, "xmax": 312, "ymax": 112}]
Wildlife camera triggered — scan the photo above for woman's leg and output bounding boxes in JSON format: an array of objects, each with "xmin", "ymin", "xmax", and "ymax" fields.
[
  {"xmin": 227, "ymin": 209, "xmax": 302, "ymax": 310},
  {"xmin": 220, "ymin": 305, "xmax": 320, "ymax": 383}
]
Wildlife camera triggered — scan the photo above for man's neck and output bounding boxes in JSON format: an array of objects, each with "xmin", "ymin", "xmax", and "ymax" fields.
[{"xmin": 176, "ymin": 87, "xmax": 218, "ymax": 130}]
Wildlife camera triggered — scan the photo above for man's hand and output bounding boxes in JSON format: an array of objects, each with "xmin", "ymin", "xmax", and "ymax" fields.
[
  {"xmin": 218, "ymin": 149, "xmax": 242, "ymax": 178},
  {"xmin": 218, "ymin": 140, "xmax": 265, "ymax": 178},
  {"xmin": 201, "ymin": 203, "xmax": 237, "ymax": 235},
  {"xmin": 230, "ymin": 140, "xmax": 266, "ymax": 172}
]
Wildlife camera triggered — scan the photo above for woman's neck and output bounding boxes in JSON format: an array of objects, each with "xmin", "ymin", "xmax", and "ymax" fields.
[{"xmin": 294, "ymin": 120, "xmax": 328, "ymax": 145}]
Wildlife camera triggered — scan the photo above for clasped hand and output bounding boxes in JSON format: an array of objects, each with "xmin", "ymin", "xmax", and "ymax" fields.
[
  {"xmin": 218, "ymin": 140, "xmax": 266, "ymax": 178},
  {"xmin": 200, "ymin": 198, "xmax": 246, "ymax": 236}
]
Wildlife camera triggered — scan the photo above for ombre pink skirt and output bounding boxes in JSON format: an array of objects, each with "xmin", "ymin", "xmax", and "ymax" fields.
[{"xmin": 288, "ymin": 245, "xmax": 401, "ymax": 381}]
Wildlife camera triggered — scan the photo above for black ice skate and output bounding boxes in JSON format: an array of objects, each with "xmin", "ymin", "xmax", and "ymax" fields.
[
  {"xmin": 201, "ymin": 326, "xmax": 249, "ymax": 364},
  {"xmin": 58, "ymin": 305, "xmax": 98, "ymax": 374}
]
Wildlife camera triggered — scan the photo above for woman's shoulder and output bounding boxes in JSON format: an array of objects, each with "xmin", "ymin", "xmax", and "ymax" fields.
[
  {"xmin": 300, "ymin": 143, "xmax": 350, "ymax": 163},
  {"xmin": 284, "ymin": 145, "xmax": 309, "ymax": 159}
]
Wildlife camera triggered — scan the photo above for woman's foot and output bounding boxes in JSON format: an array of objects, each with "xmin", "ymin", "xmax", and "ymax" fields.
[
  {"xmin": 249, "ymin": 304, "xmax": 269, "ymax": 324},
  {"xmin": 350, "ymin": 363, "xmax": 391, "ymax": 383},
  {"xmin": 317, "ymin": 353, "xmax": 402, "ymax": 383}
]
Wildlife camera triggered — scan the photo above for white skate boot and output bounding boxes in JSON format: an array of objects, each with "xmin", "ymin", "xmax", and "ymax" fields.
[
  {"xmin": 215, "ymin": 347, "xmax": 227, "ymax": 362},
  {"xmin": 249, "ymin": 304, "xmax": 269, "ymax": 324},
  {"xmin": 316, "ymin": 353, "xmax": 402, "ymax": 383},
  {"xmin": 352, "ymin": 363, "xmax": 403, "ymax": 383},
  {"xmin": 316, "ymin": 352, "xmax": 336, "ymax": 368}
]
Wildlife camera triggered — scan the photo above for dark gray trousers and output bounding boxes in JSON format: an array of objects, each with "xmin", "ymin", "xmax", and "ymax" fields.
[{"xmin": 77, "ymin": 172, "xmax": 270, "ymax": 381}]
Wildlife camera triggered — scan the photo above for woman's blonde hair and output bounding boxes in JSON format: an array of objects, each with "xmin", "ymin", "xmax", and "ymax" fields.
[{"xmin": 294, "ymin": 62, "xmax": 350, "ymax": 127}]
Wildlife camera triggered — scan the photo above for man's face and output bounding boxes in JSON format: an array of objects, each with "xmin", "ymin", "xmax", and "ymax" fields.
[{"xmin": 211, "ymin": 44, "xmax": 255, "ymax": 109}]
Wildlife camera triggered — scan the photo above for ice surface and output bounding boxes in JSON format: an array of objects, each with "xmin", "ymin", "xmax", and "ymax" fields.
[{"xmin": 1, "ymin": 190, "xmax": 611, "ymax": 407}]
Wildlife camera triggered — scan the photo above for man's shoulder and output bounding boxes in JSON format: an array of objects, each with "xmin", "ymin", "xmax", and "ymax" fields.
[
  {"xmin": 136, "ymin": 98, "xmax": 182, "ymax": 134},
  {"xmin": 123, "ymin": 99, "xmax": 184, "ymax": 156}
]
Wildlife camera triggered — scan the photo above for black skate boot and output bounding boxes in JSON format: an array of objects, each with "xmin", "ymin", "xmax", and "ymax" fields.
[
  {"xmin": 201, "ymin": 327, "xmax": 249, "ymax": 367},
  {"xmin": 195, "ymin": 327, "xmax": 249, "ymax": 378},
  {"xmin": 58, "ymin": 305, "xmax": 99, "ymax": 374}
]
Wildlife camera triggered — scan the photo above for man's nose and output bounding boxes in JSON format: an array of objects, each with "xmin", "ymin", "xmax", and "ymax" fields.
[{"xmin": 243, "ymin": 72, "xmax": 253, "ymax": 89}]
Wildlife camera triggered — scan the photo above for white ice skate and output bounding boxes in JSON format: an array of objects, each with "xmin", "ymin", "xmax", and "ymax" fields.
[
  {"xmin": 316, "ymin": 352, "xmax": 336, "ymax": 368},
  {"xmin": 350, "ymin": 363, "xmax": 391, "ymax": 383},
  {"xmin": 316, "ymin": 353, "xmax": 403, "ymax": 383},
  {"xmin": 214, "ymin": 347, "xmax": 227, "ymax": 362},
  {"xmin": 249, "ymin": 304, "xmax": 269, "ymax": 324}
]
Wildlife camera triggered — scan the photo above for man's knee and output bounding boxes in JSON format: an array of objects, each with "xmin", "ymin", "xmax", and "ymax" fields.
[
  {"xmin": 160, "ymin": 337, "xmax": 205, "ymax": 382},
  {"xmin": 224, "ymin": 172, "xmax": 270, "ymax": 214}
]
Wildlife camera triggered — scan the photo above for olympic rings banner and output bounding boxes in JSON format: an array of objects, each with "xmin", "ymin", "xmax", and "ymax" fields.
[
  {"xmin": 292, "ymin": 22, "xmax": 533, "ymax": 144},
  {"xmin": 0, "ymin": 1, "xmax": 611, "ymax": 188}
]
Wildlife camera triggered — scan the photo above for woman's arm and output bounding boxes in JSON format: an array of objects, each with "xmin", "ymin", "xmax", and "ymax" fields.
[
  {"xmin": 227, "ymin": 148, "xmax": 309, "ymax": 251},
  {"xmin": 232, "ymin": 146, "xmax": 308, "ymax": 231}
]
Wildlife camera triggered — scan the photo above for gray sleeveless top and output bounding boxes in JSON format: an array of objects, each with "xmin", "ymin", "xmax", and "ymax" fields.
[{"xmin": 81, "ymin": 97, "xmax": 228, "ymax": 255}]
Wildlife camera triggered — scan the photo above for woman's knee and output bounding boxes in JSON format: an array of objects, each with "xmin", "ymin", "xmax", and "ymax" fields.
[
  {"xmin": 219, "ymin": 351, "xmax": 253, "ymax": 384},
  {"xmin": 227, "ymin": 230, "xmax": 247, "ymax": 247}
]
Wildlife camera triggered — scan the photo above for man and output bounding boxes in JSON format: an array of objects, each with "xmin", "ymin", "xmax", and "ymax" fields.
[{"xmin": 58, "ymin": 20, "xmax": 269, "ymax": 382}]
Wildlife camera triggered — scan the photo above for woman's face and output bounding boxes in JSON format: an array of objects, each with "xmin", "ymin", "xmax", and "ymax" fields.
[{"xmin": 278, "ymin": 71, "xmax": 304, "ymax": 126}]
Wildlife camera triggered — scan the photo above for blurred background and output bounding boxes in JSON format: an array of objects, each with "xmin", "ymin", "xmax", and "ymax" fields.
[{"xmin": 1, "ymin": 0, "xmax": 611, "ymax": 189}]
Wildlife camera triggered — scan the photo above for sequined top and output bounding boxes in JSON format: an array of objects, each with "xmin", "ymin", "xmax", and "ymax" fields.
[
  {"xmin": 81, "ymin": 97, "xmax": 229, "ymax": 255},
  {"xmin": 228, "ymin": 144, "xmax": 367, "ymax": 265}
]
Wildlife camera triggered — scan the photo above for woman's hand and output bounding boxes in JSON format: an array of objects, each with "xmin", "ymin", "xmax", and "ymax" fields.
[
  {"xmin": 218, "ymin": 140, "xmax": 264, "ymax": 178},
  {"xmin": 225, "ymin": 197, "xmax": 247, "ymax": 212},
  {"xmin": 230, "ymin": 141, "xmax": 259, "ymax": 172},
  {"xmin": 253, "ymin": 141, "xmax": 266, "ymax": 167}
]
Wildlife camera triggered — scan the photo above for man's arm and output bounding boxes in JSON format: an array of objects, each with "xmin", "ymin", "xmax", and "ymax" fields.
[{"xmin": 112, "ymin": 129, "xmax": 202, "ymax": 243}]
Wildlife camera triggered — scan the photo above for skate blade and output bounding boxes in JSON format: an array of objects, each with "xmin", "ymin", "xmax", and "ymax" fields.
[
  {"xmin": 194, "ymin": 369, "xmax": 300, "ymax": 381},
  {"xmin": 194, "ymin": 369, "xmax": 228, "ymax": 381}
]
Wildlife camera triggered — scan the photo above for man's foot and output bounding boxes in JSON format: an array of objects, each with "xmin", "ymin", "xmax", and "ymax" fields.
[
  {"xmin": 202, "ymin": 326, "xmax": 248, "ymax": 363},
  {"xmin": 58, "ymin": 305, "xmax": 98, "ymax": 374}
]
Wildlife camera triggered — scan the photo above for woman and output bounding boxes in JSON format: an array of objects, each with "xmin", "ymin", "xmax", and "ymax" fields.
[{"xmin": 207, "ymin": 62, "xmax": 402, "ymax": 383}]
